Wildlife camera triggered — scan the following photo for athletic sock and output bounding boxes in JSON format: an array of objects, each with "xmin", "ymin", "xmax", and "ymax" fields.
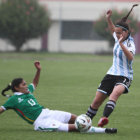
[
  {"xmin": 103, "ymin": 100, "xmax": 116, "ymax": 117},
  {"xmin": 86, "ymin": 106, "xmax": 98, "ymax": 119},
  {"xmin": 86, "ymin": 126, "xmax": 105, "ymax": 133}
]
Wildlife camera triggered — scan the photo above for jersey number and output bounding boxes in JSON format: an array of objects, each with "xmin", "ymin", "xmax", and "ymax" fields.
[{"xmin": 28, "ymin": 99, "xmax": 36, "ymax": 106}]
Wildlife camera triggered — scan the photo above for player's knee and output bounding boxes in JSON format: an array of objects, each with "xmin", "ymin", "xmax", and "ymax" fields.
[{"xmin": 109, "ymin": 92, "xmax": 122, "ymax": 101}]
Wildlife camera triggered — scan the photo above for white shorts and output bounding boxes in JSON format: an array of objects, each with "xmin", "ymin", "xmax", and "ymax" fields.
[{"xmin": 33, "ymin": 108, "xmax": 72, "ymax": 132}]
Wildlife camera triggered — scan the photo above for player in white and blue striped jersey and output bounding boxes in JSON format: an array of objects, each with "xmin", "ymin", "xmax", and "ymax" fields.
[
  {"xmin": 86, "ymin": 4, "xmax": 138, "ymax": 127},
  {"xmin": 107, "ymin": 31, "xmax": 135, "ymax": 80}
]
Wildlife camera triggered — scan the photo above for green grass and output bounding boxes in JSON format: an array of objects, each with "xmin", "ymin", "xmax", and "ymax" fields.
[{"xmin": 0, "ymin": 52, "xmax": 140, "ymax": 140}]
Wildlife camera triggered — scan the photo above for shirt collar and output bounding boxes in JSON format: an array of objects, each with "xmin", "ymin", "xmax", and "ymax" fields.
[{"xmin": 14, "ymin": 92, "xmax": 24, "ymax": 95}]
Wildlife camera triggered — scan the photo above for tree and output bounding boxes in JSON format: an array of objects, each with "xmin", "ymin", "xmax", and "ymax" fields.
[
  {"xmin": 0, "ymin": 0, "xmax": 50, "ymax": 51},
  {"xmin": 94, "ymin": 9, "xmax": 139, "ymax": 47}
]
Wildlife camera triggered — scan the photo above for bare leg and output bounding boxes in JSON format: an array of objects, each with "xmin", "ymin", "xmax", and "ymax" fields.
[
  {"xmin": 86, "ymin": 91, "xmax": 108, "ymax": 119},
  {"xmin": 91, "ymin": 91, "xmax": 108, "ymax": 109},
  {"xmin": 68, "ymin": 114, "xmax": 77, "ymax": 124},
  {"xmin": 109, "ymin": 85, "xmax": 125, "ymax": 102},
  {"xmin": 103, "ymin": 84, "xmax": 125, "ymax": 118},
  {"xmin": 68, "ymin": 124, "xmax": 78, "ymax": 132},
  {"xmin": 98, "ymin": 85, "xmax": 125, "ymax": 127}
]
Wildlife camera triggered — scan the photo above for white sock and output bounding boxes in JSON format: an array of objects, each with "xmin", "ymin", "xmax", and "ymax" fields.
[{"xmin": 86, "ymin": 126, "xmax": 106, "ymax": 133}]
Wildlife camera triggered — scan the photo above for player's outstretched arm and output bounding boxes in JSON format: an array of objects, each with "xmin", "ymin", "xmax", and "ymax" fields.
[
  {"xmin": 0, "ymin": 107, "xmax": 4, "ymax": 115},
  {"xmin": 106, "ymin": 10, "xmax": 115, "ymax": 34},
  {"xmin": 33, "ymin": 61, "xmax": 41, "ymax": 88}
]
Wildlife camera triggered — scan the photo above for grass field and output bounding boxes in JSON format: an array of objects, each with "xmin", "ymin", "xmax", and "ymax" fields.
[{"xmin": 0, "ymin": 52, "xmax": 140, "ymax": 140}]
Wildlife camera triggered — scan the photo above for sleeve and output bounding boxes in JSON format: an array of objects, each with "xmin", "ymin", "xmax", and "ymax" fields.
[
  {"xmin": 113, "ymin": 32, "xmax": 118, "ymax": 42},
  {"xmin": 127, "ymin": 40, "xmax": 136, "ymax": 55},
  {"xmin": 1, "ymin": 97, "xmax": 15, "ymax": 110},
  {"xmin": 28, "ymin": 83, "xmax": 35, "ymax": 93}
]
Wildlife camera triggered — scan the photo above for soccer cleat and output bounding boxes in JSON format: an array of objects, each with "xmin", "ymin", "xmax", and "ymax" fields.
[
  {"xmin": 98, "ymin": 117, "xmax": 109, "ymax": 127},
  {"xmin": 105, "ymin": 128, "xmax": 117, "ymax": 134}
]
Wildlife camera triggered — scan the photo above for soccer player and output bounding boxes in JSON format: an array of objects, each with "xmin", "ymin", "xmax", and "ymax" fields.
[
  {"xmin": 0, "ymin": 61, "xmax": 116, "ymax": 133},
  {"xmin": 86, "ymin": 4, "xmax": 138, "ymax": 127}
]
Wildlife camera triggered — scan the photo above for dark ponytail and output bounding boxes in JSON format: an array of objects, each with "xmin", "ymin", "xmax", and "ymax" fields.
[
  {"xmin": 116, "ymin": 4, "xmax": 138, "ymax": 31},
  {"xmin": 1, "ymin": 83, "xmax": 12, "ymax": 98},
  {"xmin": 121, "ymin": 4, "xmax": 138, "ymax": 22},
  {"xmin": 1, "ymin": 78, "xmax": 23, "ymax": 98}
]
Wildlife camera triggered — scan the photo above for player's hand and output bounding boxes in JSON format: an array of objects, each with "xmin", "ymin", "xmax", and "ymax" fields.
[
  {"xmin": 34, "ymin": 61, "xmax": 41, "ymax": 70},
  {"xmin": 118, "ymin": 35, "xmax": 123, "ymax": 43},
  {"xmin": 118, "ymin": 31, "xmax": 126, "ymax": 43},
  {"xmin": 106, "ymin": 10, "xmax": 112, "ymax": 18}
]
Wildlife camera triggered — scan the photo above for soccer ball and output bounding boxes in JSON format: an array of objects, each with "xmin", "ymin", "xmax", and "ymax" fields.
[{"xmin": 75, "ymin": 114, "xmax": 92, "ymax": 132}]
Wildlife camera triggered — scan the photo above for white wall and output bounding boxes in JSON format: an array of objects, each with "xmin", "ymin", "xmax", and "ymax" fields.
[
  {"xmin": 60, "ymin": 40, "xmax": 109, "ymax": 53},
  {"xmin": 0, "ymin": 38, "xmax": 41, "ymax": 52},
  {"xmin": 48, "ymin": 21, "xmax": 61, "ymax": 52},
  {"xmin": 0, "ymin": 39, "xmax": 15, "ymax": 51},
  {"xmin": 47, "ymin": 21, "xmax": 110, "ymax": 53}
]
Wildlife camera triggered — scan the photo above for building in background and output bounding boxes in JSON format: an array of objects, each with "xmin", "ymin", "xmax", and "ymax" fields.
[{"xmin": 0, "ymin": 0, "xmax": 140, "ymax": 53}]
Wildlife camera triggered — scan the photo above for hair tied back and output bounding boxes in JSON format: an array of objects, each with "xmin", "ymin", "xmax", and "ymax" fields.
[
  {"xmin": 1, "ymin": 83, "xmax": 12, "ymax": 98},
  {"xmin": 121, "ymin": 4, "xmax": 139, "ymax": 22}
]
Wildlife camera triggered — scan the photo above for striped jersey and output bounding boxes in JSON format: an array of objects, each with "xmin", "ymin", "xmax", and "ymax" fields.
[
  {"xmin": 107, "ymin": 32, "xmax": 136, "ymax": 80},
  {"xmin": 1, "ymin": 83, "xmax": 44, "ymax": 124}
]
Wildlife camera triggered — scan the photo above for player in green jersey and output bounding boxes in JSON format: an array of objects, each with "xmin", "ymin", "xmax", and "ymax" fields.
[{"xmin": 0, "ymin": 61, "xmax": 117, "ymax": 133}]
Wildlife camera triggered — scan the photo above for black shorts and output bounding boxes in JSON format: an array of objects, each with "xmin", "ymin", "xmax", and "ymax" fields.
[{"xmin": 97, "ymin": 74, "xmax": 132, "ymax": 96}]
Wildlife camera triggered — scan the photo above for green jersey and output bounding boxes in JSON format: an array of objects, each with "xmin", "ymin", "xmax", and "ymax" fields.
[{"xmin": 1, "ymin": 84, "xmax": 44, "ymax": 124}]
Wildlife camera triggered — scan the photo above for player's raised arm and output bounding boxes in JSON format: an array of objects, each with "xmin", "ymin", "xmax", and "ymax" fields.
[
  {"xmin": 33, "ymin": 61, "xmax": 41, "ymax": 88},
  {"xmin": 106, "ymin": 10, "xmax": 115, "ymax": 34}
]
